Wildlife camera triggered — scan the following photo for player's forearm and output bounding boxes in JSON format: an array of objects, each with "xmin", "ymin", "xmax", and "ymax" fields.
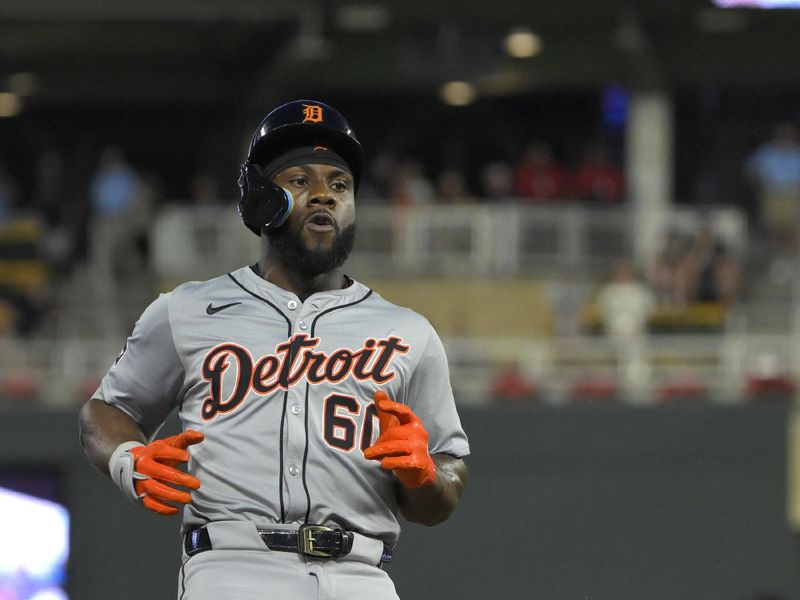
[
  {"xmin": 398, "ymin": 454, "xmax": 468, "ymax": 526},
  {"xmin": 78, "ymin": 398, "xmax": 148, "ymax": 477}
]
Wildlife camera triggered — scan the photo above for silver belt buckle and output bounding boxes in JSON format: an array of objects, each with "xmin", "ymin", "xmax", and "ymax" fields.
[{"xmin": 299, "ymin": 524, "xmax": 337, "ymax": 558}]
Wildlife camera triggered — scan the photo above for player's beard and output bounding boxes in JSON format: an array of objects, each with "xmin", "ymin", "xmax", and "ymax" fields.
[{"xmin": 267, "ymin": 221, "xmax": 356, "ymax": 277}]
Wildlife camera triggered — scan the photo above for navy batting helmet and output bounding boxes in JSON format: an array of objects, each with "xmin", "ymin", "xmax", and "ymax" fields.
[{"xmin": 238, "ymin": 99, "xmax": 364, "ymax": 235}]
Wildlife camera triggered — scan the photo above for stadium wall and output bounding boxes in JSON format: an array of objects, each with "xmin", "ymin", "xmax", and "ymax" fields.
[{"xmin": 0, "ymin": 403, "xmax": 798, "ymax": 600}]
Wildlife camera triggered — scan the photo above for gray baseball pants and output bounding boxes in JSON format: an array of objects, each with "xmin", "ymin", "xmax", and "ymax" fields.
[{"xmin": 177, "ymin": 521, "xmax": 399, "ymax": 600}]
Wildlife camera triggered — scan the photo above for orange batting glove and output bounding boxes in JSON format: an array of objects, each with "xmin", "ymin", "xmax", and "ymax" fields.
[
  {"xmin": 364, "ymin": 391, "xmax": 437, "ymax": 489},
  {"xmin": 130, "ymin": 430, "xmax": 204, "ymax": 515},
  {"xmin": 110, "ymin": 430, "xmax": 204, "ymax": 515}
]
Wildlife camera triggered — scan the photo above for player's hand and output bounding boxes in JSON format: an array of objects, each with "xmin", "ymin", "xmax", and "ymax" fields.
[
  {"xmin": 364, "ymin": 391, "xmax": 437, "ymax": 489},
  {"xmin": 130, "ymin": 430, "xmax": 205, "ymax": 515}
]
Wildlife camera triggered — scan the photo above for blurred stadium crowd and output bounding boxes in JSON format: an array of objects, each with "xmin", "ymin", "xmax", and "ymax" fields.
[{"xmin": 0, "ymin": 91, "xmax": 799, "ymax": 408}]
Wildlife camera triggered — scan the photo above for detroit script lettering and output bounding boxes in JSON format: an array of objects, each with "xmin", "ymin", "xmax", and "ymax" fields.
[{"xmin": 201, "ymin": 334, "xmax": 410, "ymax": 420}]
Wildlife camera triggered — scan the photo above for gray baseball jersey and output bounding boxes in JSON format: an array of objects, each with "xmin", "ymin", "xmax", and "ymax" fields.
[{"xmin": 97, "ymin": 265, "xmax": 470, "ymax": 546}]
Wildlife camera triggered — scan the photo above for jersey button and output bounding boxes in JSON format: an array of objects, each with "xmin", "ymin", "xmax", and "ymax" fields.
[
  {"xmin": 287, "ymin": 300, "xmax": 298, "ymax": 310},
  {"xmin": 299, "ymin": 320, "xmax": 307, "ymax": 330},
  {"xmin": 288, "ymin": 465, "xmax": 301, "ymax": 476},
  {"xmin": 291, "ymin": 404, "xmax": 302, "ymax": 415}
]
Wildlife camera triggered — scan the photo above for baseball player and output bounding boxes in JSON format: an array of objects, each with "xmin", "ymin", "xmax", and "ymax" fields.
[{"xmin": 78, "ymin": 100, "xmax": 470, "ymax": 600}]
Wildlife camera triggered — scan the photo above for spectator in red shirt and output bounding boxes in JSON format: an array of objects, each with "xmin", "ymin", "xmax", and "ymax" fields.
[
  {"xmin": 571, "ymin": 142, "xmax": 624, "ymax": 203},
  {"xmin": 513, "ymin": 141, "xmax": 567, "ymax": 201}
]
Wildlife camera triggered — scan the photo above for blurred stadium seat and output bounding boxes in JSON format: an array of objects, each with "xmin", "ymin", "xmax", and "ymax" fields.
[
  {"xmin": 656, "ymin": 375, "xmax": 710, "ymax": 403},
  {"xmin": 567, "ymin": 373, "xmax": 619, "ymax": 403}
]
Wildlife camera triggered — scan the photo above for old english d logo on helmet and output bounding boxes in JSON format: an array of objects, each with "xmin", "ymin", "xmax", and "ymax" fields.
[
  {"xmin": 302, "ymin": 103, "xmax": 324, "ymax": 123},
  {"xmin": 238, "ymin": 99, "xmax": 364, "ymax": 236}
]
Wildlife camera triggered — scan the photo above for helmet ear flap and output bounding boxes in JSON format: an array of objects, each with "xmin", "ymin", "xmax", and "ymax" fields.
[{"xmin": 238, "ymin": 163, "xmax": 294, "ymax": 235}]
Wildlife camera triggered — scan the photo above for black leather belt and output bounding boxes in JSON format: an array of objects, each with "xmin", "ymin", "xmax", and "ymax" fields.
[{"xmin": 184, "ymin": 525, "xmax": 393, "ymax": 563}]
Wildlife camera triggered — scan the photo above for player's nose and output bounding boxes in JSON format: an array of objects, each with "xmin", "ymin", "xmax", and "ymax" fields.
[{"xmin": 308, "ymin": 181, "xmax": 336, "ymax": 207}]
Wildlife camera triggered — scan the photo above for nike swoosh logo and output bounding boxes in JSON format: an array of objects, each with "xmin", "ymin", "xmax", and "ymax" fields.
[{"xmin": 206, "ymin": 302, "xmax": 241, "ymax": 315}]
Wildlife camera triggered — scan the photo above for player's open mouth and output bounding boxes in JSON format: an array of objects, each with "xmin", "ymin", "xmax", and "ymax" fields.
[{"xmin": 305, "ymin": 212, "xmax": 336, "ymax": 232}]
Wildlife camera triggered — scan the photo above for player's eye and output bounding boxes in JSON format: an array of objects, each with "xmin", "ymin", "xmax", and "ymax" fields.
[
  {"xmin": 289, "ymin": 176, "xmax": 309, "ymax": 187},
  {"xmin": 330, "ymin": 179, "xmax": 350, "ymax": 192}
]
